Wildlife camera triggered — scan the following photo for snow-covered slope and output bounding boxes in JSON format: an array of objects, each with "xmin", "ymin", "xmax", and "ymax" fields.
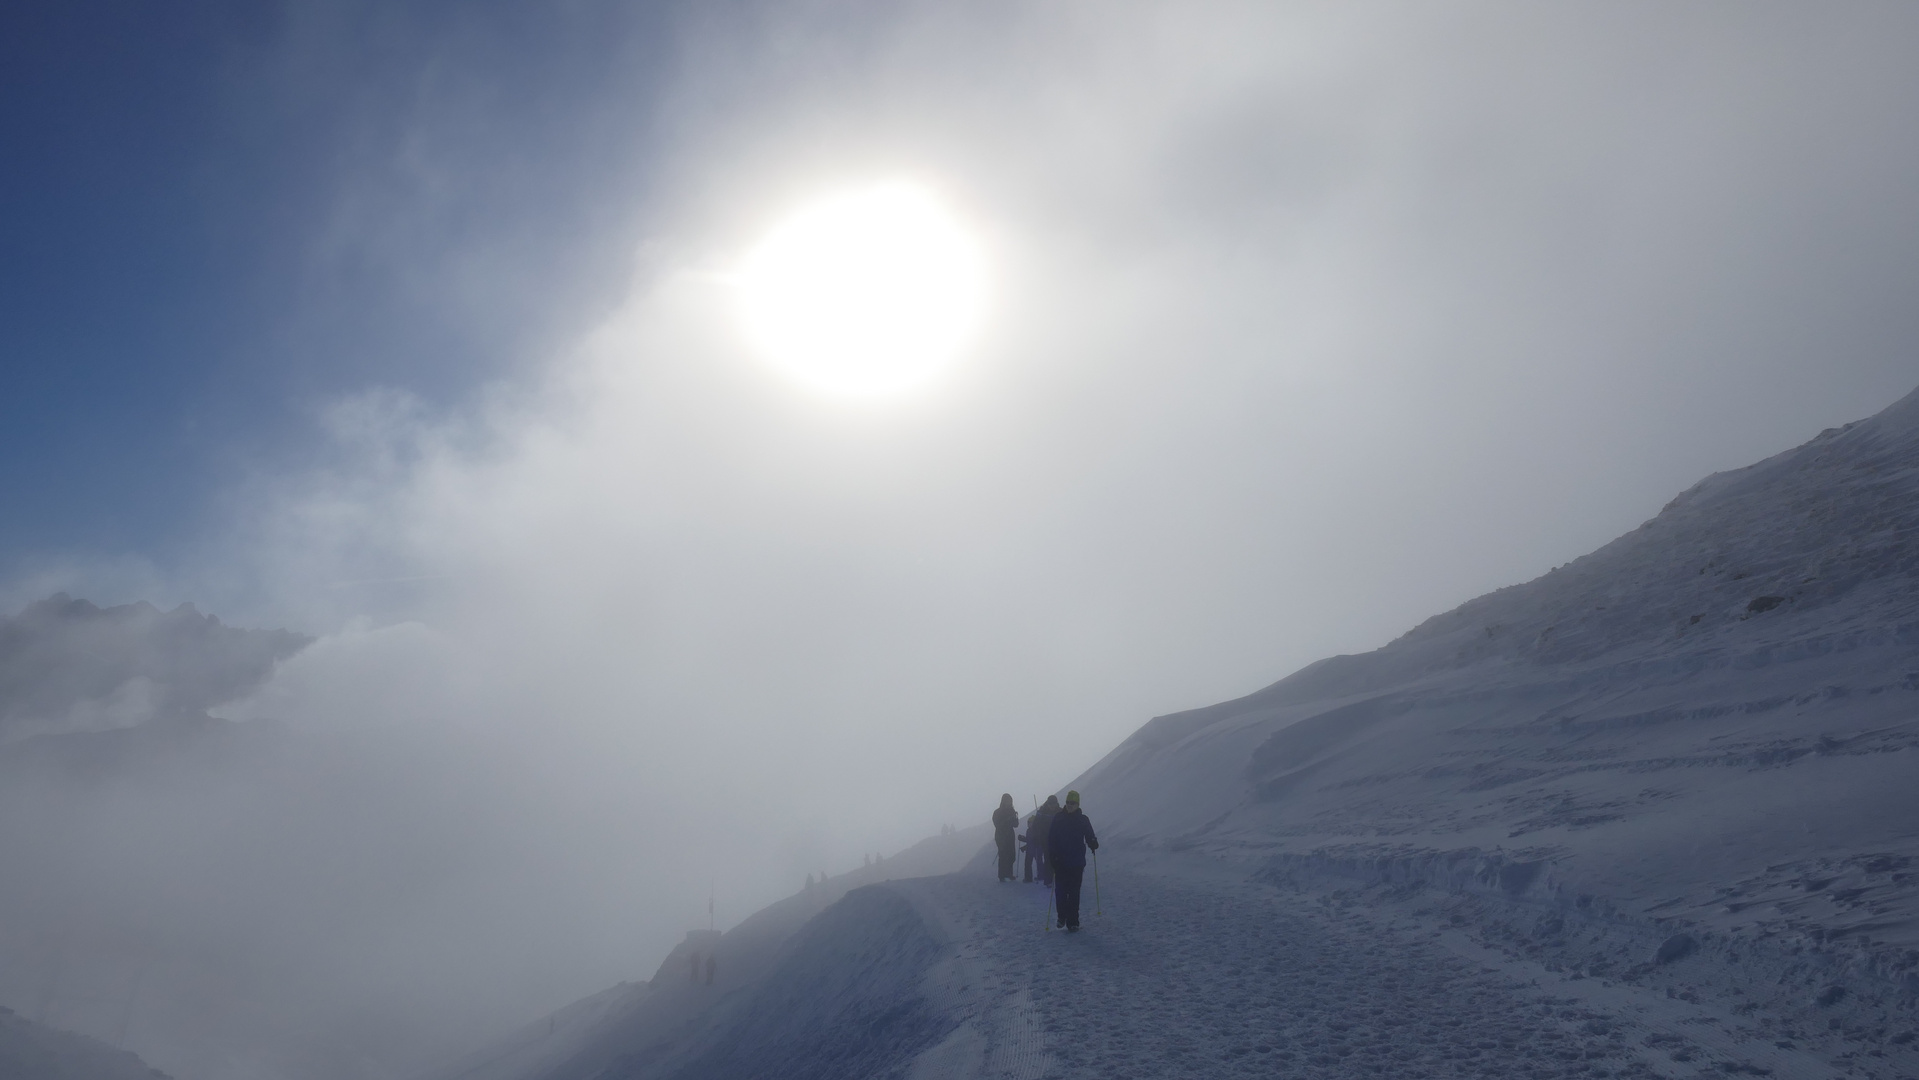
[
  {"xmin": 0, "ymin": 1005, "xmax": 172, "ymax": 1079},
  {"xmin": 416, "ymin": 826, "xmax": 993, "ymax": 1080},
  {"xmin": 1073, "ymin": 383, "xmax": 1919, "ymax": 950},
  {"xmin": 430, "ymin": 384, "xmax": 1919, "ymax": 1080}
]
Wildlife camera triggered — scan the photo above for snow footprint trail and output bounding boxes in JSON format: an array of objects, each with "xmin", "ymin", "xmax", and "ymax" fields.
[{"xmin": 896, "ymin": 857, "xmax": 1666, "ymax": 1079}]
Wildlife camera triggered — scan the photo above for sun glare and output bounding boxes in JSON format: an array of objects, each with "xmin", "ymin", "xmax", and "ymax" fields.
[{"xmin": 736, "ymin": 182, "xmax": 988, "ymax": 401}]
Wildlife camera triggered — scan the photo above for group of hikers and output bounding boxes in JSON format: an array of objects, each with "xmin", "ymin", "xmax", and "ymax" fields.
[{"xmin": 993, "ymin": 790, "xmax": 1099, "ymax": 932}]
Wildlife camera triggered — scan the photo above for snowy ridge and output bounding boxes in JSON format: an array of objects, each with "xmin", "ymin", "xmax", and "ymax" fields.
[
  {"xmin": 416, "ymin": 826, "xmax": 994, "ymax": 1080},
  {"xmin": 1039, "ymin": 383, "xmax": 1919, "ymax": 1064},
  {"xmin": 0, "ymin": 1005, "xmax": 172, "ymax": 1079},
  {"xmin": 436, "ymin": 384, "xmax": 1919, "ymax": 1079},
  {"xmin": 1076, "ymin": 385, "xmax": 1919, "ymax": 884}
]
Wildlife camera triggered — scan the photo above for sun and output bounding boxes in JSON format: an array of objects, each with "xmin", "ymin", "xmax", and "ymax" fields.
[{"xmin": 735, "ymin": 182, "xmax": 988, "ymax": 401}]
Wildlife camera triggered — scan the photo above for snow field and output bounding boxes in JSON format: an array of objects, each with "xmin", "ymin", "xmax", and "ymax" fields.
[{"xmin": 1289, "ymin": 865, "xmax": 1919, "ymax": 1079}]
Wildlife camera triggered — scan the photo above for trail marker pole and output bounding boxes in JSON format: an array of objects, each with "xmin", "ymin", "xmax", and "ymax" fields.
[{"xmin": 1092, "ymin": 850, "xmax": 1102, "ymax": 917}]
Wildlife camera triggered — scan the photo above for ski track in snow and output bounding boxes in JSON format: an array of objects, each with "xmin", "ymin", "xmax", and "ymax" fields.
[{"xmin": 890, "ymin": 854, "xmax": 1845, "ymax": 1080}]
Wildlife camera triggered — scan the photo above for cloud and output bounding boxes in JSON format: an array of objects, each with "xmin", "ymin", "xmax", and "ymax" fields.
[
  {"xmin": 218, "ymin": 0, "xmax": 1919, "ymax": 979},
  {"xmin": 0, "ymin": 594, "xmax": 310, "ymax": 741}
]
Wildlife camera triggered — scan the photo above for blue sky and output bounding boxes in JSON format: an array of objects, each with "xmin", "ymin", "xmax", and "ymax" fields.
[{"xmin": 1, "ymin": 1, "xmax": 680, "ymax": 562}]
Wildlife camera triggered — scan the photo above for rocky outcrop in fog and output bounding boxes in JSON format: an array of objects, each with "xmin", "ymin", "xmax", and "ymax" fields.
[
  {"xmin": 0, "ymin": 1005, "xmax": 171, "ymax": 1080},
  {"xmin": 0, "ymin": 594, "xmax": 310, "ymax": 741}
]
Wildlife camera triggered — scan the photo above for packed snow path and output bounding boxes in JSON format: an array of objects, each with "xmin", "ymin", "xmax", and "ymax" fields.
[
  {"xmin": 887, "ymin": 851, "xmax": 1851, "ymax": 1080},
  {"xmin": 901, "ymin": 863, "xmax": 1648, "ymax": 1079},
  {"xmin": 438, "ymin": 847, "xmax": 1901, "ymax": 1080}
]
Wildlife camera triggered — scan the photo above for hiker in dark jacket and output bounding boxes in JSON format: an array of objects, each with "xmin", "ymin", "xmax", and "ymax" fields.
[
  {"xmin": 1030, "ymin": 795, "xmax": 1060, "ymax": 886},
  {"xmin": 992, "ymin": 794, "xmax": 1021, "ymax": 881},
  {"xmin": 1046, "ymin": 790, "xmax": 1098, "ymax": 930}
]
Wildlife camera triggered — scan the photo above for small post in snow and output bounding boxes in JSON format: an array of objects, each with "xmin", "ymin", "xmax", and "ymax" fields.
[{"xmin": 1092, "ymin": 849, "xmax": 1102, "ymax": 917}]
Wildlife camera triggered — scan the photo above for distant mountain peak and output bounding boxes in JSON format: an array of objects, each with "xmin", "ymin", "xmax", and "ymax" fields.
[{"xmin": 0, "ymin": 595, "xmax": 312, "ymax": 741}]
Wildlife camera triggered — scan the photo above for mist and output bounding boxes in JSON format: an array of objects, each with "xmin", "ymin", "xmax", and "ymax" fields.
[{"xmin": 8, "ymin": 2, "xmax": 1919, "ymax": 1078}]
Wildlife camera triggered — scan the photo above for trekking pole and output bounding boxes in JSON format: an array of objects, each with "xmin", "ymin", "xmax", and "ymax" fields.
[{"xmin": 1093, "ymin": 850, "xmax": 1102, "ymax": 916}]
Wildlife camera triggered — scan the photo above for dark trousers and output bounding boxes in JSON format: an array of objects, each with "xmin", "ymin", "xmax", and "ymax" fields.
[
  {"xmin": 1022, "ymin": 846, "xmax": 1036, "ymax": 882},
  {"xmin": 1055, "ymin": 863, "xmax": 1086, "ymax": 927},
  {"xmin": 996, "ymin": 835, "xmax": 1016, "ymax": 880}
]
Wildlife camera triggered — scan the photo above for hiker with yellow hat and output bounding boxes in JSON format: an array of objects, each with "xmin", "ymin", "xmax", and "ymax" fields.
[{"xmin": 1045, "ymin": 790, "xmax": 1099, "ymax": 931}]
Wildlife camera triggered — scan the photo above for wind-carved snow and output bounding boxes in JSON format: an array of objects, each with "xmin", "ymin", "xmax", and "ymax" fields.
[{"xmin": 428, "ymin": 385, "xmax": 1919, "ymax": 1079}]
